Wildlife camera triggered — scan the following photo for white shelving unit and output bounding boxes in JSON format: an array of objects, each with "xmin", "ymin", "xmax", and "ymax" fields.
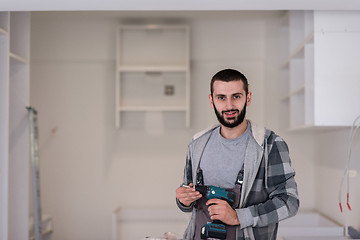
[
  {"xmin": 115, "ymin": 24, "xmax": 190, "ymax": 128},
  {"xmin": 280, "ymin": 10, "xmax": 360, "ymax": 130},
  {"xmin": 0, "ymin": 11, "xmax": 30, "ymax": 240}
]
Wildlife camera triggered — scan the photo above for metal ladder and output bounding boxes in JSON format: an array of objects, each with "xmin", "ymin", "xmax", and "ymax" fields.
[{"xmin": 27, "ymin": 107, "xmax": 43, "ymax": 240}]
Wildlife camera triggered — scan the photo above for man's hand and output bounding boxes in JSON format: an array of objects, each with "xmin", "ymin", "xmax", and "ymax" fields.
[
  {"xmin": 176, "ymin": 183, "xmax": 202, "ymax": 207},
  {"xmin": 206, "ymin": 199, "xmax": 240, "ymax": 226}
]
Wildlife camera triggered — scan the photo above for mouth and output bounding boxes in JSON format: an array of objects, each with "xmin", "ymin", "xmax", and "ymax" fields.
[{"xmin": 223, "ymin": 110, "xmax": 238, "ymax": 119}]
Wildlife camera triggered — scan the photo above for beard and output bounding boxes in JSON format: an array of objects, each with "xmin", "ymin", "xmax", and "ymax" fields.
[{"xmin": 213, "ymin": 102, "xmax": 246, "ymax": 128}]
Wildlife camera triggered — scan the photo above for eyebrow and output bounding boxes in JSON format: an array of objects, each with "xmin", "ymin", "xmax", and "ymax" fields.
[{"xmin": 215, "ymin": 92, "xmax": 244, "ymax": 97}]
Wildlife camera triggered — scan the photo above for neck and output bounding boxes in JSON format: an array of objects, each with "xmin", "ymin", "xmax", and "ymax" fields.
[{"xmin": 220, "ymin": 119, "xmax": 248, "ymax": 139}]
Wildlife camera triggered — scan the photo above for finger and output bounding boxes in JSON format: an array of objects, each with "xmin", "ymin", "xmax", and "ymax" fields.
[
  {"xmin": 179, "ymin": 193, "xmax": 202, "ymax": 206},
  {"xmin": 209, "ymin": 212, "xmax": 218, "ymax": 219},
  {"xmin": 180, "ymin": 191, "xmax": 202, "ymax": 201},
  {"xmin": 176, "ymin": 188, "xmax": 188, "ymax": 197},
  {"xmin": 182, "ymin": 186, "xmax": 202, "ymax": 198},
  {"xmin": 176, "ymin": 189, "xmax": 195, "ymax": 201},
  {"xmin": 181, "ymin": 185, "xmax": 196, "ymax": 193},
  {"xmin": 188, "ymin": 191, "xmax": 202, "ymax": 200},
  {"xmin": 206, "ymin": 198, "xmax": 222, "ymax": 206},
  {"xmin": 177, "ymin": 186, "xmax": 196, "ymax": 195},
  {"xmin": 182, "ymin": 183, "xmax": 195, "ymax": 189},
  {"xmin": 209, "ymin": 210, "xmax": 221, "ymax": 221},
  {"xmin": 208, "ymin": 205, "xmax": 221, "ymax": 215}
]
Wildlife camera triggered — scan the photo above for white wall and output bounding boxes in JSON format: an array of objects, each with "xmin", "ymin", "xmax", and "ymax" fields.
[
  {"xmin": 314, "ymin": 130, "xmax": 360, "ymax": 229},
  {"xmin": 29, "ymin": 11, "xmax": 320, "ymax": 240}
]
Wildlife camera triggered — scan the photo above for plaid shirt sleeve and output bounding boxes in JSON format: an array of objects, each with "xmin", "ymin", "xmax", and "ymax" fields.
[{"xmin": 237, "ymin": 132, "xmax": 299, "ymax": 230}]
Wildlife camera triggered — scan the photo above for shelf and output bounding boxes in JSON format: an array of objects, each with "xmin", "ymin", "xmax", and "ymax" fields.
[
  {"xmin": 9, "ymin": 52, "xmax": 28, "ymax": 64},
  {"xmin": 118, "ymin": 65, "xmax": 188, "ymax": 72},
  {"xmin": 9, "ymin": 53, "xmax": 29, "ymax": 64},
  {"xmin": 290, "ymin": 86, "xmax": 305, "ymax": 96},
  {"xmin": 280, "ymin": 95, "xmax": 290, "ymax": 102},
  {"xmin": 118, "ymin": 106, "xmax": 187, "ymax": 111},
  {"xmin": 281, "ymin": 32, "xmax": 314, "ymax": 69},
  {"xmin": 116, "ymin": 23, "xmax": 190, "ymax": 128},
  {"xmin": 280, "ymin": 10, "xmax": 360, "ymax": 130},
  {"xmin": 0, "ymin": 28, "xmax": 8, "ymax": 35},
  {"xmin": 287, "ymin": 125, "xmax": 349, "ymax": 132},
  {"xmin": 120, "ymin": 24, "xmax": 189, "ymax": 30},
  {"xmin": 290, "ymin": 32, "xmax": 314, "ymax": 59}
]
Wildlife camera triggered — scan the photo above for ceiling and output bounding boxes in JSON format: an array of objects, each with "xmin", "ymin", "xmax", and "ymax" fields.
[{"xmin": 3, "ymin": 0, "xmax": 360, "ymax": 11}]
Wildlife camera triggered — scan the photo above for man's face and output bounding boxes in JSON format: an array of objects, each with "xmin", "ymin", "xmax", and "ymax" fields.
[{"xmin": 209, "ymin": 80, "xmax": 251, "ymax": 128}]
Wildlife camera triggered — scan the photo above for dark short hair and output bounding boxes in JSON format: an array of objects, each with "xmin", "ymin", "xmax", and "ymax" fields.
[{"xmin": 210, "ymin": 69, "xmax": 249, "ymax": 96}]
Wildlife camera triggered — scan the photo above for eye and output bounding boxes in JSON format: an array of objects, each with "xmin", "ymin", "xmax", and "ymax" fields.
[
  {"xmin": 233, "ymin": 95, "xmax": 241, "ymax": 99},
  {"xmin": 217, "ymin": 96, "xmax": 225, "ymax": 101}
]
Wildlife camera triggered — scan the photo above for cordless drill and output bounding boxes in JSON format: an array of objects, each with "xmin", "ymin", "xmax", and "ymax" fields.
[{"xmin": 195, "ymin": 185, "xmax": 236, "ymax": 239}]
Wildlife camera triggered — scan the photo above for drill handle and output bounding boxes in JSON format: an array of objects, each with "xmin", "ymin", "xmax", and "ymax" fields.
[{"xmin": 212, "ymin": 219, "xmax": 224, "ymax": 225}]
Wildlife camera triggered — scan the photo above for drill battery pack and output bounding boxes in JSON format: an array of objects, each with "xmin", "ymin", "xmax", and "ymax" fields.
[{"xmin": 201, "ymin": 222, "xmax": 227, "ymax": 239}]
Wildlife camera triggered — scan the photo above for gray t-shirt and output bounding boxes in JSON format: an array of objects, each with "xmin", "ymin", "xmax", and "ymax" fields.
[{"xmin": 200, "ymin": 122, "xmax": 251, "ymax": 189}]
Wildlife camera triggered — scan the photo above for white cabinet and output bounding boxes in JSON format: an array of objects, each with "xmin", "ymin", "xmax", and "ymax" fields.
[
  {"xmin": 0, "ymin": 11, "xmax": 30, "ymax": 240},
  {"xmin": 280, "ymin": 10, "xmax": 360, "ymax": 130},
  {"xmin": 115, "ymin": 24, "xmax": 190, "ymax": 128}
]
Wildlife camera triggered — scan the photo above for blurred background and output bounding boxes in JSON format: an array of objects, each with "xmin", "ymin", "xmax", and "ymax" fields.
[{"xmin": 1, "ymin": 3, "xmax": 360, "ymax": 240}]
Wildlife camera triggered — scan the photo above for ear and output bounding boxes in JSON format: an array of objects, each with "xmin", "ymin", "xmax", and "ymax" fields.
[
  {"xmin": 209, "ymin": 94, "xmax": 214, "ymax": 109},
  {"xmin": 246, "ymin": 92, "xmax": 252, "ymax": 106}
]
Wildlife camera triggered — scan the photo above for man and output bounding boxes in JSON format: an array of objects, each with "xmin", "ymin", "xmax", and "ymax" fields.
[{"xmin": 176, "ymin": 69, "xmax": 299, "ymax": 240}]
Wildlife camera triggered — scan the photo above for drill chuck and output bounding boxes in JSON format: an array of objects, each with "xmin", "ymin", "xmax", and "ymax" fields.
[{"xmin": 195, "ymin": 185, "xmax": 235, "ymax": 206}]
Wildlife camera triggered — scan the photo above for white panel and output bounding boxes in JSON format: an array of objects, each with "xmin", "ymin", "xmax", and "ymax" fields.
[
  {"xmin": 304, "ymin": 44, "xmax": 314, "ymax": 125},
  {"xmin": 8, "ymin": 12, "xmax": 30, "ymax": 240},
  {"xmin": 0, "ymin": 11, "xmax": 31, "ymax": 240},
  {"xmin": 9, "ymin": 62, "xmax": 30, "ymax": 240},
  {"xmin": 0, "ymin": 13, "xmax": 9, "ymax": 240},
  {"xmin": 314, "ymin": 31, "xmax": 360, "ymax": 126},
  {"xmin": 314, "ymin": 10, "xmax": 360, "ymax": 32}
]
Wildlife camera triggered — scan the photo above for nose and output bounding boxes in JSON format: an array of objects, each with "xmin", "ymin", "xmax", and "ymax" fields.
[{"xmin": 225, "ymin": 98, "xmax": 235, "ymax": 110}]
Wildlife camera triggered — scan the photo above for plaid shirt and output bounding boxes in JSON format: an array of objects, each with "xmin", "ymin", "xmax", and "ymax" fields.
[{"xmin": 177, "ymin": 121, "xmax": 299, "ymax": 240}]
